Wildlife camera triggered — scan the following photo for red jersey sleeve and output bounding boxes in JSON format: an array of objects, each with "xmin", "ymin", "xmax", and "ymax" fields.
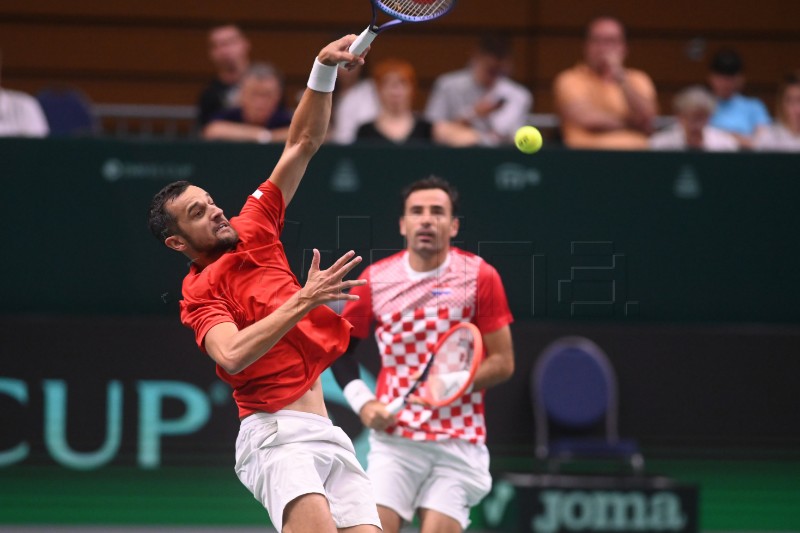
[
  {"xmin": 234, "ymin": 180, "xmax": 285, "ymax": 243},
  {"xmin": 340, "ymin": 267, "xmax": 373, "ymax": 339},
  {"xmin": 180, "ymin": 297, "xmax": 236, "ymax": 353},
  {"xmin": 474, "ymin": 260, "xmax": 514, "ymax": 334}
]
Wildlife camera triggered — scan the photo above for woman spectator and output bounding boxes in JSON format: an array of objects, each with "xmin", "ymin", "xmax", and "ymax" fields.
[
  {"xmin": 356, "ymin": 58, "xmax": 479, "ymax": 147},
  {"xmin": 755, "ymin": 71, "xmax": 800, "ymax": 152}
]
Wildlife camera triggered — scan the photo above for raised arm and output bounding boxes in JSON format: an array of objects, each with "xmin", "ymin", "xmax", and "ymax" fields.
[{"xmin": 268, "ymin": 36, "xmax": 365, "ymax": 206}]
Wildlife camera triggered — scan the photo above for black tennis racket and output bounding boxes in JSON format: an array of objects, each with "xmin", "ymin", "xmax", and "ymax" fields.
[{"xmin": 347, "ymin": 0, "xmax": 457, "ymax": 58}]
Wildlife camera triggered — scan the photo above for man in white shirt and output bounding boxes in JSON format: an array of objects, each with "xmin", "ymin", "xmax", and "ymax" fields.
[
  {"xmin": 0, "ymin": 88, "xmax": 49, "ymax": 137},
  {"xmin": 424, "ymin": 34, "xmax": 532, "ymax": 146},
  {"xmin": 0, "ymin": 50, "xmax": 48, "ymax": 137}
]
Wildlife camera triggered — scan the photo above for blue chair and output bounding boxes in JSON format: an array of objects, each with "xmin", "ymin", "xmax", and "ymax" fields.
[
  {"xmin": 36, "ymin": 87, "xmax": 96, "ymax": 136},
  {"xmin": 532, "ymin": 336, "xmax": 644, "ymax": 473}
]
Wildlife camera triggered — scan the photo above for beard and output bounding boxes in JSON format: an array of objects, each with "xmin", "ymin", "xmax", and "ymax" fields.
[
  {"xmin": 184, "ymin": 226, "xmax": 240, "ymax": 257},
  {"xmin": 210, "ymin": 227, "xmax": 240, "ymax": 254}
]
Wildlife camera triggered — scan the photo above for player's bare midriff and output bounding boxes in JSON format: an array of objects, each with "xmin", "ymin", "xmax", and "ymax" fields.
[
  {"xmin": 282, "ymin": 377, "xmax": 327, "ymax": 417},
  {"xmin": 241, "ymin": 377, "xmax": 328, "ymax": 419}
]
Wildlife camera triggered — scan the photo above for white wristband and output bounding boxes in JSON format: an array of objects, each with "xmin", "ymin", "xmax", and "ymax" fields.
[
  {"xmin": 307, "ymin": 58, "xmax": 337, "ymax": 93},
  {"xmin": 343, "ymin": 379, "xmax": 376, "ymax": 415}
]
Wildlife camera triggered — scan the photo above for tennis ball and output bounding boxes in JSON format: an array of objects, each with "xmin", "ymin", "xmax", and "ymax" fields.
[{"xmin": 515, "ymin": 126, "xmax": 543, "ymax": 154}]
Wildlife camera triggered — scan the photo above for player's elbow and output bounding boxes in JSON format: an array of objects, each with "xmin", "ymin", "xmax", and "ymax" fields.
[
  {"xmin": 287, "ymin": 132, "xmax": 322, "ymax": 157},
  {"xmin": 220, "ymin": 359, "xmax": 247, "ymax": 375},
  {"xmin": 497, "ymin": 354, "xmax": 515, "ymax": 383},
  {"xmin": 216, "ymin": 355, "xmax": 244, "ymax": 375},
  {"xmin": 210, "ymin": 347, "xmax": 249, "ymax": 375}
]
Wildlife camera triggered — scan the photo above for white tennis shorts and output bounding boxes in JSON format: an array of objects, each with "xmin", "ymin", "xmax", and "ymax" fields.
[
  {"xmin": 235, "ymin": 410, "xmax": 381, "ymax": 532},
  {"xmin": 367, "ymin": 431, "xmax": 492, "ymax": 528}
]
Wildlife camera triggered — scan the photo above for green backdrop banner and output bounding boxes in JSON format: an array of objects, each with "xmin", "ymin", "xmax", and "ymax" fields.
[{"xmin": 2, "ymin": 138, "xmax": 798, "ymax": 322}]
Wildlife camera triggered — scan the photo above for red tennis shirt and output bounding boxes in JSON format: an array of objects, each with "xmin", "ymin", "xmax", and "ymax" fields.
[{"xmin": 180, "ymin": 180, "xmax": 352, "ymax": 417}]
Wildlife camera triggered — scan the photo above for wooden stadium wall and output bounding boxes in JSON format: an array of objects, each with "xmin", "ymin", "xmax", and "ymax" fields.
[{"xmin": 1, "ymin": 0, "xmax": 799, "ymax": 116}]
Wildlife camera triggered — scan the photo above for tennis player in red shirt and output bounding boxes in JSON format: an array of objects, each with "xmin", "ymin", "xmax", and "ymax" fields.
[{"xmin": 147, "ymin": 36, "xmax": 381, "ymax": 533}]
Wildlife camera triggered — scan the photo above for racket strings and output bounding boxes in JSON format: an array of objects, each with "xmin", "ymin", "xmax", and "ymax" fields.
[
  {"xmin": 426, "ymin": 328, "xmax": 475, "ymax": 401},
  {"xmin": 432, "ymin": 336, "xmax": 473, "ymax": 373},
  {"xmin": 379, "ymin": 0, "xmax": 454, "ymax": 20}
]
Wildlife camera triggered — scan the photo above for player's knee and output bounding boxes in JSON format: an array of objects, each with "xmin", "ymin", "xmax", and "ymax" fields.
[
  {"xmin": 376, "ymin": 505, "xmax": 403, "ymax": 533},
  {"xmin": 418, "ymin": 508, "xmax": 463, "ymax": 533},
  {"xmin": 283, "ymin": 493, "xmax": 336, "ymax": 533}
]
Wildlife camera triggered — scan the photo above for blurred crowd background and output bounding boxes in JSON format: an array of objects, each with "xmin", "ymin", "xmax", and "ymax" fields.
[
  {"xmin": 3, "ymin": 4, "xmax": 800, "ymax": 531},
  {"xmin": 1, "ymin": 0, "xmax": 798, "ymax": 152}
]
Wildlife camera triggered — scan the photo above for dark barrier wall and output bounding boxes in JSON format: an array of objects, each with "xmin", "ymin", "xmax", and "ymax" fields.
[
  {"xmin": 3, "ymin": 314, "xmax": 799, "ymax": 469},
  {"xmin": 2, "ymin": 138, "xmax": 799, "ymax": 322}
]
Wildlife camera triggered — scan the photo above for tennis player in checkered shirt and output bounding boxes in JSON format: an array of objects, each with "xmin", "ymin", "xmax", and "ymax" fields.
[{"xmin": 333, "ymin": 176, "xmax": 515, "ymax": 533}]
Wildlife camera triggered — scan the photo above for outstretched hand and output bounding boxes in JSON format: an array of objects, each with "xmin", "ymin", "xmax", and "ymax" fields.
[
  {"xmin": 299, "ymin": 249, "xmax": 365, "ymax": 309},
  {"xmin": 318, "ymin": 34, "xmax": 369, "ymax": 70}
]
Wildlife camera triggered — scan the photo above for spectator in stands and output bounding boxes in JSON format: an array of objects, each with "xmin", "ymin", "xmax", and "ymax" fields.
[
  {"xmin": 197, "ymin": 24, "xmax": 251, "ymax": 128},
  {"xmin": 329, "ymin": 63, "xmax": 380, "ymax": 144},
  {"xmin": 650, "ymin": 86, "xmax": 738, "ymax": 151},
  {"xmin": 553, "ymin": 16, "xmax": 657, "ymax": 149},
  {"xmin": 203, "ymin": 62, "xmax": 292, "ymax": 143},
  {"xmin": 755, "ymin": 71, "xmax": 800, "ymax": 152},
  {"xmin": 707, "ymin": 48, "xmax": 770, "ymax": 150},
  {"xmin": 424, "ymin": 34, "xmax": 532, "ymax": 146},
  {"xmin": 356, "ymin": 58, "xmax": 479, "ymax": 146},
  {"xmin": 0, "ymin": 51, "xmax": 49, "ymax": 137}
]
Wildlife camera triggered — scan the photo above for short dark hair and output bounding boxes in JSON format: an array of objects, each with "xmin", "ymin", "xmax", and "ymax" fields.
[
  {"xmin": 477, "ymin": 34, "xmax": 512, "ymax": 60},
  {"xmin": 401, "ymin": 176, "xmax": 460, "ymax": 216},
  {"xmin": 148, "ymin": 180, "xmax": 192, "ymax": 242},
  {"xmin": 710, "ymin": 48, "xmax": 743, "ymax": 76}
]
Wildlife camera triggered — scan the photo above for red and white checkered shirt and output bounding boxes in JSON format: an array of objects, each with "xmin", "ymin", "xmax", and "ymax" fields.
[{"xmin": 342, "ymin": 248, "xmax": 513, "ymax": 444}]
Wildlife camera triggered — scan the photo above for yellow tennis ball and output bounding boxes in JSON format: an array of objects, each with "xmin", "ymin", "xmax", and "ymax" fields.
[{"xmin": 515, "ymin": 126, "xmax": 543, "ymax": 154}]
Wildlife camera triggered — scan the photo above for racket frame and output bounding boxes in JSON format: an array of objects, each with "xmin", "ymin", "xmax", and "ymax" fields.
[
  {"xmin": 346, "ymin": 0, "xmax": 456, "ymax": 59},
  {"xmin": 386, "ymin": 322, "xmax": 483, "ymax": 413}
]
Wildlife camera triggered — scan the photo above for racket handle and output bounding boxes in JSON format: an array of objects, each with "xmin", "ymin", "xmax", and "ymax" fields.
[
  {"xmin": 340, "ymin": 26, "xmax": 377, "ymax": 66},
  {"xmin": 386, "ymin": 396, "xmax": 405, "ymax": 415}
]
